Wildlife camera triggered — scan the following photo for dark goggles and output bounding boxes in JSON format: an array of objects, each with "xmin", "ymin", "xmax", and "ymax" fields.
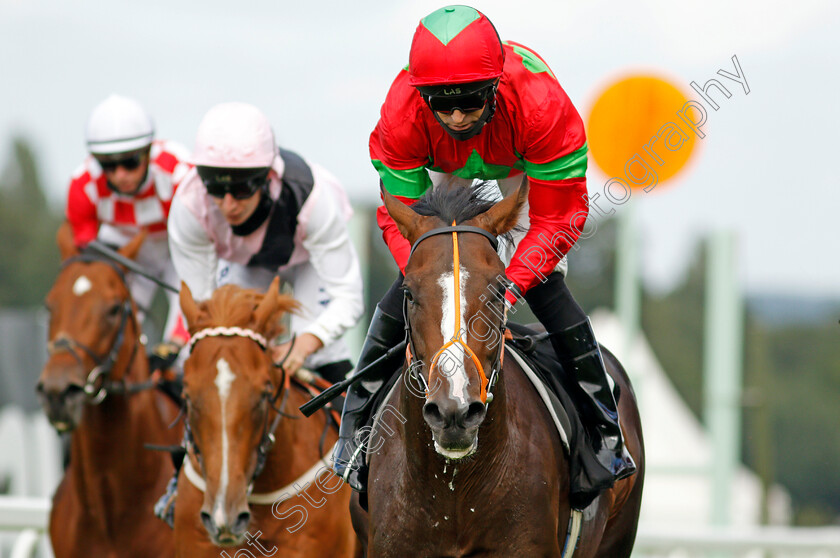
[
  {"xmin": 419, "ymin": 81, "xmax": 497, "ymax": 115},
  {"xmin": 95, "ymin": 152, "xmax": 145, "ymax": 172},
  {"xmin": 424, "ymin": 92, "xmax": 489, "ymax": 114},
  {"xmin": 197, "ymin": 166, "xmax": 270, "ymax": 200}
]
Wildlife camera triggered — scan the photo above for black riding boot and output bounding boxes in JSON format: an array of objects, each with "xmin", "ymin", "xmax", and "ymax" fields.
[
  {"xmin": 524, "ymin": 273, "xmax": 636, "ymax": 489},
  {"xmin": 549, "ymin": 318, "xmax": 636, "ymax": 483},
  {"xmin": 332, "ymin": 305, "xmax": 405, "ymax": 492}
]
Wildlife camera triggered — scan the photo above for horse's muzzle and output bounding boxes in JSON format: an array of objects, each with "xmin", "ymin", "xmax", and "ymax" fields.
[
  {"xmin": 201, "ymin": 505, "xmax": 252, "ymax": 547},
  {"xmin": 36, "ymin": 381, "xmax": 86, "ymax": 432},
  {"xmin": 423, "ymin": 399, "xmax": 486, "ymax": 459}
]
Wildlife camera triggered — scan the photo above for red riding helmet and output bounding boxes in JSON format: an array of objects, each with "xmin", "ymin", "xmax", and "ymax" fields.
[{"xmin": 408, "ymin": 5, "xmax": 505, "ymax": 87}]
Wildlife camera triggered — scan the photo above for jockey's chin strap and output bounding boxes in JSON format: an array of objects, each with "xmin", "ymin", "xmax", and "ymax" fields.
[{"xmin": 404, "ymin": 223, "xmax": 507, "ymax": 405}]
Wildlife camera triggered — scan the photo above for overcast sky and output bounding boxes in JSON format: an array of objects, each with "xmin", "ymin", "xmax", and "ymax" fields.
[{"xmin": 1, "ymin": 0, "xmax": 838, "ymax": 297}]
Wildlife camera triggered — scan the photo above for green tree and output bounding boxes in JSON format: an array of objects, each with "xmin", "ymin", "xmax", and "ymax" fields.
[
  {"xmin": 0, "ymin": 136, "xmax": 63, "ymax": 306},
  {"xmin": 568, "ymin": 220, "xmax": 840, "ymax": 524}
]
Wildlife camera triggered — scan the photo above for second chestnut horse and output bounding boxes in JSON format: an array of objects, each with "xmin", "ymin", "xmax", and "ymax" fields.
[{"xmin": 174, "ymin": 278, "xmax": 357, "ymax": 557}]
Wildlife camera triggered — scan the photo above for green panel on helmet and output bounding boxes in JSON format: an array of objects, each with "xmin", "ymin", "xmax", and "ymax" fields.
[
  {"xmin": 421, "ymin": 6, "xmax": 481, "ymax": 46},
  {"xmin": 523, "ymin": 143, "xmax": 588, "ymax": 181},
  {"xmin": 508, "ymin": 43, "xmax": 556, "ymax": 79},
  {"xmin": 373, "ymin": 160, "xmax": 433, "ymax": 198},
  {"xmin": 431, "ymin": 150, "xmax": 524, "ymax": 180}
]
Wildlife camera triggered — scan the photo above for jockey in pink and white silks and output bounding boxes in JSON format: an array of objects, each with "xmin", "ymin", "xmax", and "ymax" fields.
[
  {"xmin": 66, "ymin": 94, "xmax": 191, "ymax": 348},
  {"xmin": 168, "ymin": 102, "xmax": 364, "ymax": 379}
]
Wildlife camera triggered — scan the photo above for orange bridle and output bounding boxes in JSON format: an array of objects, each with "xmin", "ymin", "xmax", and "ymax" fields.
[
  {"xmin": 427, "ymin": 225, "xmax": 489, "ymax": 402},
  {"xmin": 404, "ymin": 222, "xmax": 506, "ymax": 405}
]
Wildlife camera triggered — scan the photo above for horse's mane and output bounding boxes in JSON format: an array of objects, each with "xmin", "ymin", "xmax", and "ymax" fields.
[
  {"xmin": 412, "ymin": 180, "xmax": 499, "ymax": 225},
  {"xmin": 188, "ymin": 284, "xmax": 297, "ymax": 335}
]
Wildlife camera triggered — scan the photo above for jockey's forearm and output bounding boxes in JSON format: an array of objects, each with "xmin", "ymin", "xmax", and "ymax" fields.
[{"xmin": 505, "ymin": 177, "xmax": 588, "ymax": 295}]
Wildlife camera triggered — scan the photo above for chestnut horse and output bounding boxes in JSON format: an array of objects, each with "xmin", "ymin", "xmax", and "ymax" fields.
[
  {"xmin": 175, "ymin": 278, "xmax": 357, "ymax": 557},
  {"xmin": 352, "ymin": 184, "xmax": 645, "ymax": 557},
  {"xmin": 37, "ymin": 223, "xmax": 181, "ymax": 557}
]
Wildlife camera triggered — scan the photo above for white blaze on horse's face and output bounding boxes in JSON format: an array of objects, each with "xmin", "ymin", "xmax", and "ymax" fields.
[
  {"xmin": 72, "ymin": 275, "xmax": 92, "ymax": 296},
  {"xmin": 212, "ymin": 357, "xmax": 236, "ymax": 527},
  {"xmin": 437, "ymin": 266, "xmax": 470, "ymax": 406}
]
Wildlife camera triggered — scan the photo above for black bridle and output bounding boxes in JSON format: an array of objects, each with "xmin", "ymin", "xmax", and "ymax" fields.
[
  {"xmin": 47, "ymin": 254, "xmax": 150, "ymax": 404},
  {"xmin": 403, "ymin": 224, "xmax": 509, "ymax": 404}
]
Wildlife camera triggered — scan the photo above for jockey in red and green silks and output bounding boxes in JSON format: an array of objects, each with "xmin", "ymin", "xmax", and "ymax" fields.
[
  {"xmin": 371, "ymin": 15, "xmax": 588, "ymax": 297},
  {"xmin": 334, "ymin": 6, "xmax": 635, "ymax": 505}
]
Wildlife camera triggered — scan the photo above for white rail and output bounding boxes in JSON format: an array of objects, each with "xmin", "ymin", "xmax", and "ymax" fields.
[
  {"xmin": 0, "ymin": 497, "xmax": 50, "ymax": 558},
  {"xmin": 10, "ymin": 530, "xmax": 41, "ymax": 558},
  {"xmin": 0, "ymin": 497, "xmax": 49, "ymax": 532},
  {"xmin": 635, "ymin": 526, "xmax": 840, "ymax": 556}
]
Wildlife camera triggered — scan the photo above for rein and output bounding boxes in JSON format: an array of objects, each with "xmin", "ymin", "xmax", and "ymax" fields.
[
  {"xmin": 404, "ymin": 223, "xmax": 506, "ymax": 404},
  {"xmin": 47, "ymin": 254, "xmax": 150, "ymax": 404}
]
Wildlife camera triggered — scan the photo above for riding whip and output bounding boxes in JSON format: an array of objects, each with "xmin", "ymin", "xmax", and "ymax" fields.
[
  {"xmin": 87, "ymin": 240, "xmax": 179, "ymax": 294},
  {"xmin": 298, "ymin": 339, "xmax": 407, "ymax": 417}
]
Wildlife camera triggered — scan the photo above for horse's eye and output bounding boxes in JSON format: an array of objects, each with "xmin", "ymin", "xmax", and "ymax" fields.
[
  {"xmin": 107, "ymin": 303, "xmax": 122, "ymax": 318},
  {"xmin": 255, "ymin": 395, "xmax": 269, "ymax": 413},
  {"xmin": 403, "ymin": 288, "xmax": 415, "ymax": 304}
]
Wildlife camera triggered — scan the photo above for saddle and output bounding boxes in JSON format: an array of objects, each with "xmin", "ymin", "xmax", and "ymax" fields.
[{"xmin": 506, "ymin": 322, "xmax": 617, "ymax": 509}]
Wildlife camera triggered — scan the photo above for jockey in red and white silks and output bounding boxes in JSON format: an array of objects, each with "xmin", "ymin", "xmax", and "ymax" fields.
[{"xmin": 66, "ymin": 95, "xmax": 191, "ymax": 344}]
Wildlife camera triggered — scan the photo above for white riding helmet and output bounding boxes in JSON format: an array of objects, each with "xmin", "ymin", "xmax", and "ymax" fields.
[
  {"xmin": 85, "ymin": 94, "xmax": 155, "ymax": 155},
  {"xmin": 192, "ymin": 102, "xmax": 277, "ymax": 168}
]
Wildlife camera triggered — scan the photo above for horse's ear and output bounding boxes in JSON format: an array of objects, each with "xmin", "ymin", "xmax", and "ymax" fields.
[
  {"xmin": 381, "ymin": 183, "xmax": 432, "ymax": 245},
  {"xmin": 56, "ymin": 222, "xmax": 79, "ymax": 261},
  {"xmin": 179, "ymin": 281, "xmax": 201, "ymax": 331},
  {"xmin": 253, "ymin": 277, "xmax": 282, "ymax": 334},
  {"xmin": 470, "ymin": 178, "xmax": 529, "ymax": 236},
  {"xmin": 254, "ymin": 277, "xmax": 298, "ymax": 339},
  {"xmin": 118, "ymin": 229, "xmax": 147, "ymax": 261}
]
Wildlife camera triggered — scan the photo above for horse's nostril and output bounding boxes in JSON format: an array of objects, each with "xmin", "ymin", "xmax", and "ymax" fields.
[
  {"xmin": 423, "ymin": 402, "xmax": 446, "ymax": 429},
  {"xmin": 233, "ymin": 510, "xmax": 251, "ymax": 534},
  {"xmin": 64, "ymin": 384, "xmax": 85, "ymax": 397},
  {"xmin": 462, "ymin": 401, "xmax": 486, "ymax": 428},
  {"xmin": 200, "ymin": 511, "xmax": 216, "ymax": 535}
]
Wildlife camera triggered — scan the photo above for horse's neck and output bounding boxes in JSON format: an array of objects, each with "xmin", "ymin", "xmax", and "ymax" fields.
[
  {"xmin": 69, "ymin": 340, "xmax": 168, "ymax": 511},
  {"xmin": 251, "ymin": 387, "xmax": 329, "ymax": 493}
]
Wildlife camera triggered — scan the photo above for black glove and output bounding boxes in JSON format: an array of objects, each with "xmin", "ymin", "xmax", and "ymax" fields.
[{"xmin": 148, "ymin": 341, "xmax": 182, "ymax": 373}]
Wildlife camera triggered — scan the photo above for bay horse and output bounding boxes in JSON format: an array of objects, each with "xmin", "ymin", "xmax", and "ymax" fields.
[
  {"xmin": 37, "ymin": 223, "xmax": 181, "ymax": 557},
  {"xmin": 353, "ymin": 183, "xmax": 645, "ymax": 557},
  {"xmin": 175, "ymin": 278, "xmax": 357, "ymax": 557}
]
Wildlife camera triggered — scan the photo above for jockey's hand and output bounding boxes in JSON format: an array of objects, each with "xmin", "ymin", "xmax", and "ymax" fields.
[
  {"xmin": 149, "ymin": 341, "xmax": 183, "ymax": 376},
  {"xmin": 272, "ymin": 333, "xmax": 324, "ymax": 375}
]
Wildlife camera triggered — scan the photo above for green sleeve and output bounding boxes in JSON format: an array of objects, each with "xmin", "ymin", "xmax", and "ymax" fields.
[{"xmin": 372, "ymin": 159, "xmax": 433, "ymax": 199}]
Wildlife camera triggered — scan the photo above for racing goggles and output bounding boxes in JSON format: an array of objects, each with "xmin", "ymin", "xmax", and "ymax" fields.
[
  {"xmin": 419, "ymin": 82, "xmax": 497, "ymax": 115},
  {"xmin": 197, "ymin": 166, "xmax": 270, "ymax": 200},
  {"xmin": 96, "ymin": 151, "xmax": 145, "ymax": 172}
]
